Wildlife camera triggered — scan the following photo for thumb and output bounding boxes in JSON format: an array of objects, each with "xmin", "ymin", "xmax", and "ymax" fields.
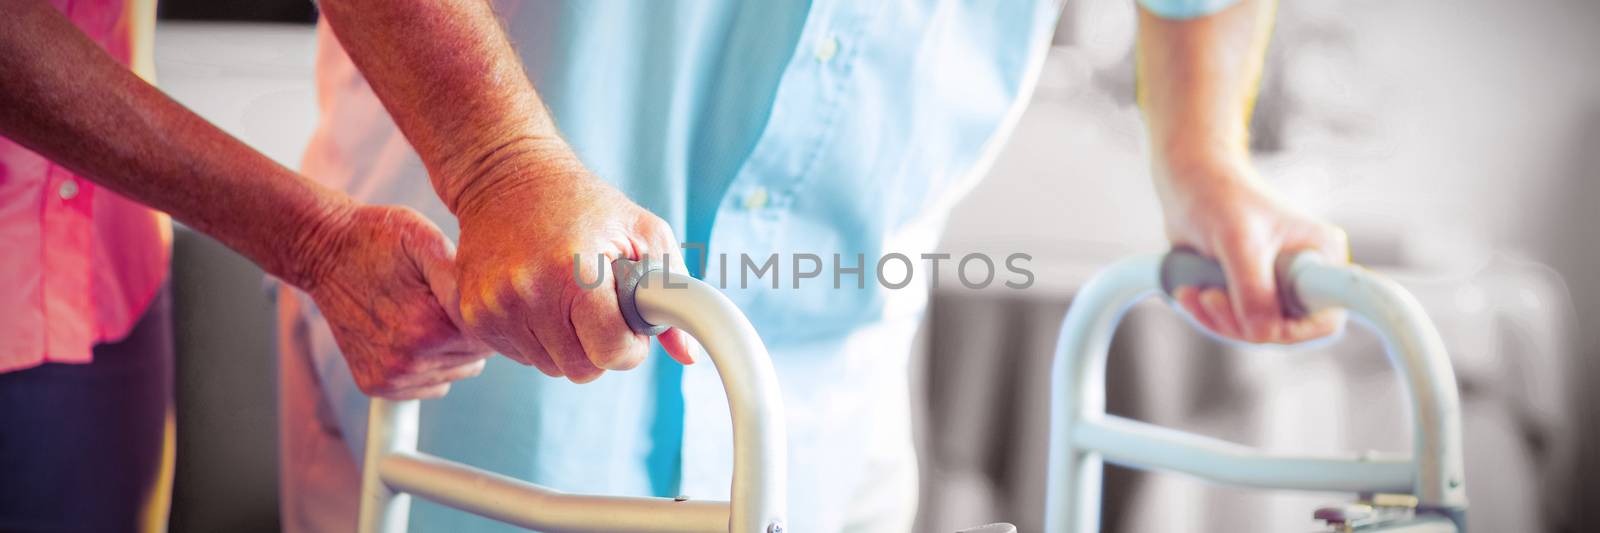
[
  {"xmin": 1216, "ymin": 237, "xmax": 1283, "ymax": 342},
  {"xmin": 402, "ymin": 218, "xmax": 471, "ymax": 334},
  {"xmin": 658, "ymin": 327, "xmax": 696, "ymax": 365}
]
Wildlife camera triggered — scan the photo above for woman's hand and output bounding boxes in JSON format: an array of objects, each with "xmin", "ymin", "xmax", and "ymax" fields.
[
  {"xmin": 302, "ymin": 204, "xmax": 492, "ymax": 399},
  {"xmin": 1156, "ymin": 153, "xmax": 1350, "ymax": 344}
]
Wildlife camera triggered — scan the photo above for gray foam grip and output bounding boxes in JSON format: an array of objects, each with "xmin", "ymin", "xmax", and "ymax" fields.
[
  {"xmin": 612, "ymin": 258, "xmax": 670, "ymax": 336},
  {"xmin": 1158, "ymin": 248, "xmax": 1307, "ymax": 318}
]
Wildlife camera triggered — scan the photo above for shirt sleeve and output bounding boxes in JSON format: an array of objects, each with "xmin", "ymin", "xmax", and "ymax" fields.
[{"xmin": 1137, "ymin": 0, "xmax": 1242, "ymax": 20}]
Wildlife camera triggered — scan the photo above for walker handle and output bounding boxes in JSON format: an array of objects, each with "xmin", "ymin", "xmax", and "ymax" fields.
[
  {"xmin": 1157, "ymin": 247, "xmax": 1308, "ymax": 318},
  {"xmin": 358, "ymin": 259, "xmax": 788, "ymax": 533}
]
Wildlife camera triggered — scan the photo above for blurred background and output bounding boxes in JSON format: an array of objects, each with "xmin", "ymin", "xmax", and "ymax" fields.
[{"xmin": 152, "ymin": 0, "xmax": 1598, "ymax": 531}]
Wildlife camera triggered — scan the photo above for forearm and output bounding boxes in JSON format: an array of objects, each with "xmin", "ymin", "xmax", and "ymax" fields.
[
  {"xmin": 0, "ymin": 1, "xmax": 354, "ymax": 290},
  {"xmin": 1135, "ymin": 0, "xmax": 1275, "ymax": 183},
  {"xmin": 1132, "ymin": 0, "xmax": 1350, "ymax": 344},
  {"xmin": 317, "ymin": 0, "xmax": 568, "ymax": 217}
]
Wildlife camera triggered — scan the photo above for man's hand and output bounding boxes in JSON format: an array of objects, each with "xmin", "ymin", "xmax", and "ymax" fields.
[
  {"xmin": 304, "ymin": 204, "xmax": 492, "ymax": 399},
  {"xmin": 1155, "ymin": 154, "xmax": 1349, "ymax": 344},
  {"xmin": 452, "ymin": 144, "xmax": 694, "ymax": 384},
  {"xmin": 314, "ymin": 0, "xmax": 692, "ymax": 382}
]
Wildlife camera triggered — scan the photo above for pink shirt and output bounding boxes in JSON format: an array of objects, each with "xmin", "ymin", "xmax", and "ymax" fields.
[{"xmin": 0, "ymin": 0, "xmax": 170, "ymax": 373}]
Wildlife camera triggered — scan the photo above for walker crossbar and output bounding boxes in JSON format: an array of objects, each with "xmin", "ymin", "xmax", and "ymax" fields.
[
  {"xmin": 1044, "ymin": 252, "xmax": 1467, "ymax": 533},
  {"xmin": 357, "ymin": 260, "xmax": 789, "ymax": 533},
  {"xmin": 1076, "ymin": 415, "xmax": 1413, "ymax": 494}
]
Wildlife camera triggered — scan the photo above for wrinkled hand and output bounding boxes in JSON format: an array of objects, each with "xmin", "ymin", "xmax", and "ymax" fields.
[
  {"xmin": 1156, "ymin": 155, "xmax": 1350, "ymax": 344},
  {"xmin": 304, "ymin": 204, "xmax": 491, "ymax": 399},
  {"xmin": 452, "ymin": 146, "xmax": 693, "ymax": 383}
]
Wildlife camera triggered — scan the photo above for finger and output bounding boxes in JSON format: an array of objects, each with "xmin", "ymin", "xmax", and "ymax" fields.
[
  {"xmin": 457, "ymin": 265, "xmax": 558, "ymax": 375},
  {"xmin": 394, "ymin": 216, "xmax": 495, "ymax": 362},
  {"xmin": 522, "ymin": 350, "xmax": 565, "ymax": 378},
  {"xmin": 461, "ymin": 278, "xmax": 543, "ymax": 363},
  {"xmin": 384, "ymin": 357, "xmax": 488, "ymax": 389},
  {"xmin": 504, "ymin": 334, "xmax": 564, "ymax": 377},
  {"xmin": 544, "ymin": 328, "xmax": 604, "ymax": 382},
  {"xmin": 360, "ymin": 371, "xmax": 452, "ymax": 400},
  {"xmin": 472, "ymin": 328, "xmax": 519, "ymax": 361},
  {"xmin": 1282, "ymin": 308, "xmax": 1346, "ymax": 343},
  {"xmin": 1274, "ymin": 224, "xmax": 1350, "ymax": 343},
  {"xmin": 659, "ymin": 239, "xmax": 693, "ymax": 281},
  {"xmin": 382, "ymin": 383, "xmax": 453, "ymax": 401},
  {"xmin": 422, "ymin": 320, "xmax": 494, "ymax": 362},
  {"xmin": 1175, "ymin": 286, "xmax": 1224, "ymax": 335},
  {"xmin": 631, "ymin": 217, "xmax": 697, "ymax": 365},
  {"xmin": 638, "ymin": 213, "xmax": 683, "ymax": 262},
  {"xmin": 427, "ymin": 358, "xmax": 489, "ymax": 383},
  {"xmin": 477, "ymin": 320, "xmax": 562, "ymax": 377},
  {"xmin": 1172, "ymin": 286, "xmax": 1204, "ymax": 321},
  {"xmin": 506, "ymin": 266, "xmax": 561, "ymax": 363},
  {"xmin": 406, "ymin": 348, "xmax": 493, "ymax": 372},
  {"xmin": 1310, "ymin": 224, "xmax": 1351, "ymax": 265},
  {"xmin": 406, "ymin": 315, "xmax": 491, "ymax": 368},
  {"xmin": 572, "ymin": 280, "xmax": 649, "ymax": 371},
  {"xmin": 531, "ymin": 306, "xmax": 603, "ymax": 384},
  {"xmin": 1199, "ymin": 287, "xmax": 1244, "ymax": 340},
  {"xmin": 406, "ymin": 359, "xmax": 489, "ymax": 389},
  {"xmin": 1215, "ymin": 238, "xmax": 1283, "ymax": 343},
  {"xmin": 508, "ymin": 263, "xmax": 601, "ymax": 382},
  {"xmin": 431, "ymin": 335, "xmax": 493, "ymax": 360},
  {"xmin": 407, "ymin": 217, "xmax": 473, "ymax": 334},
  {"xmin": 658, "ymin": 328, "xmax": 695, "ymax": 365}
]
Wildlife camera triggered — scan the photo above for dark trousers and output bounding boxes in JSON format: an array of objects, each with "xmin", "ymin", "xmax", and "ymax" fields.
[{"xmin": 0, "ymin": 288, "xmax": 174, "ymax": 533}]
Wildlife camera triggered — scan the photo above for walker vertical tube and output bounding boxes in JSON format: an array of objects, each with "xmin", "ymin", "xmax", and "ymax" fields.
[
  {"xmin": 632, "ymin": 267, "xmax": 788, "ymax": 533},
  {"xmin": 359, "ymin": 398, "xmax": 420, "ymax": 533},
  {"xmin": 1288, "ymin": 256, "xmax": 1468, "ymax": 512},
  {"xmin": 1044, "ymin": 255, "xmax": 1161, "ymax": 533}
]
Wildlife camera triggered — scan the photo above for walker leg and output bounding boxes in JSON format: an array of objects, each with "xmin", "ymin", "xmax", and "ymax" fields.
[{"xmin": 358, "ymin": 399, "xmax": 421, "ymax": 533}]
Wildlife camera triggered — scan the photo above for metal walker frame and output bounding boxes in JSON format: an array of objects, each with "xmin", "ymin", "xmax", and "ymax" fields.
[
  {"xmin": 351, "ymin": 251, "xmax": 1470, "ymax": 532},
  {"xmin": 1044, "ymin": 251, "xmax": 1469, "ymax": 532}
]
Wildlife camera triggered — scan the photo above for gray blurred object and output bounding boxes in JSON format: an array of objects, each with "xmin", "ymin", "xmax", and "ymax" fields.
[
  {"xmin": 156, "ymin": 21, "xmax": 318, "ymax": 533},
  {"xmin": 1533, "ymin": 107, "xmax": 1600, "ymax": 533},
  {"xmin": 169, "ymin": 226, "xmax": 281, "ymax": 532}
]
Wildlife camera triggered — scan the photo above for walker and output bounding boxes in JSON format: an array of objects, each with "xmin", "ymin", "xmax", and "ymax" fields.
[
  {"xmin": 353, "ymin": 252, "xmax": 1469, "ymax": 532},
  {"xmin": 357, "ymin": 259, "xmax": 788, "ymax": 533},
  {"xmin": 1045, "ymin": 250, "xmax": 1468, "ymax": 532}
]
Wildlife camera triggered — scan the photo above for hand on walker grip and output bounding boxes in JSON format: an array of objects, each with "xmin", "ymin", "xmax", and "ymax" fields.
[
  {"xmin": 450, "ymin": 152, "xmax": 693, "ymax": 383},
  {"xmin": 1157, "ymin": 165, "xmax": 1350, "ymax": 344}
]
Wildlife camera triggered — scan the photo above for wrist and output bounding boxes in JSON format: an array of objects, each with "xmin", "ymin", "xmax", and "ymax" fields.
[
  {"xmin": 1149, "ymin": 145, "xmax": 1268, "ymax": 223},
  {"xmin": 279, "ymin": 195, "xmax": 360, "ymax": 292},
  {"xmin": 443, "ymin": 134, "xmax": 582, "ymax": 220},
  {"xmin": 1152, "ymin": 135, "xmax": 1257, "ymax": 186}
]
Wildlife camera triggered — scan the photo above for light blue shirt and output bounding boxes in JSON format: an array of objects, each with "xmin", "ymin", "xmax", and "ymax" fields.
[
  {"xmin": 1138, "ymin": 0, "xmax": 1242, "ymax": 20},
  {"xmin": 298, "ymin": 1, "xmax": 1236, "ymax": 531}
]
